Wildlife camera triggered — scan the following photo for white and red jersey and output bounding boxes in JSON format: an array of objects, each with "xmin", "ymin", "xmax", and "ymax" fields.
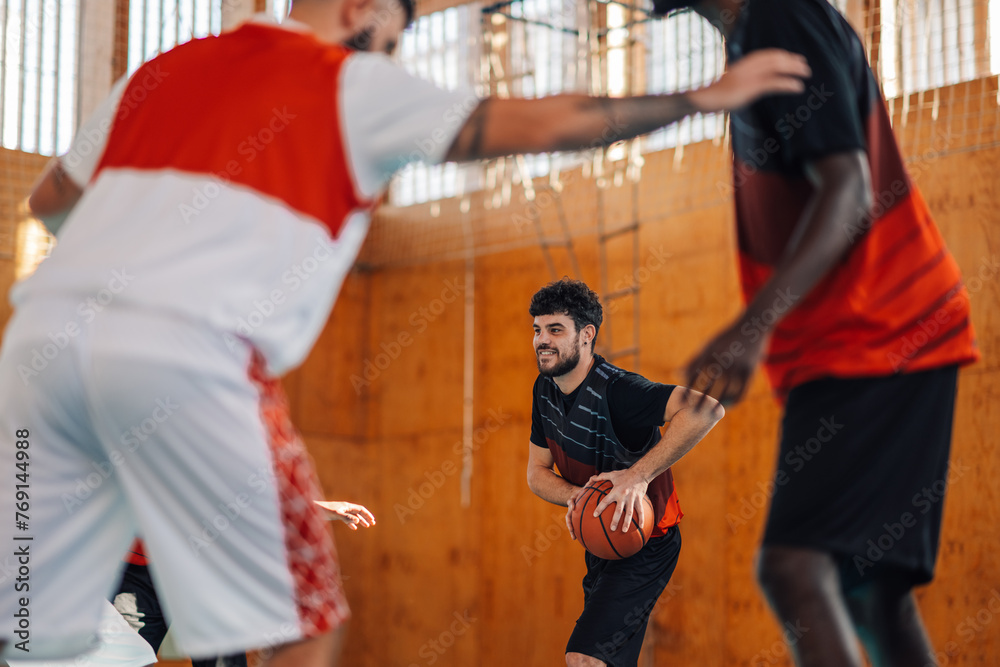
[{"xmin": 14, "ymin": 14, "xmax": 476, "ymax": 375}]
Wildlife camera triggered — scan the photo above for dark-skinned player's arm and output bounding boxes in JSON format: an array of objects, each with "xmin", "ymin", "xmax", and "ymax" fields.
[
  {"xmin": 589, "ymin": 386, "xmax": 725, "ymax": 533},
  {"xmin": 685, "ymin": 150, "xmax": 873, "ymax": 406},
  {"xmin": 526, "ymin": 443, "xmax": 590, "ymax": 539},
  {"xmin": 445, "ymin": 49, "xmax": 810, "ymax": 162},
  {"xmin": 28, "ymin": 159, "xmax": 84, "ymax": 235}
]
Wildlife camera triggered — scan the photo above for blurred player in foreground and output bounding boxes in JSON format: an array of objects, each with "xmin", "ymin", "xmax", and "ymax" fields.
[{"xmin": 656, "ymin": 0, "xmax": 980, "ymax": 665}]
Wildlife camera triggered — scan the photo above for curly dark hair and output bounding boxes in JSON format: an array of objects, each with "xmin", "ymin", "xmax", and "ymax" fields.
[{"xmin": 528, "ymin": 278, "xmax": 603, "ymax": 349}]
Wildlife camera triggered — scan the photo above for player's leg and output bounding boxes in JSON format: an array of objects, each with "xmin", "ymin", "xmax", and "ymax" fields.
[
  {"xmin": 191, "ymin": 651, "xmax": 250, "ymax": 667},
  {"xmin": 267, "ymin": 626, "xmax": 345, "ymax": 667},
  {"xmin": 756, "ymin": 546, "xmax": 863, "ymax": 667},
  {"xmin": 843, "ymin": 572, "xmax": 934, "ymax": 667},
  {"xmin": 566, "ymin": 652, "xmax": 607, "ymax": 666},
  {"xmin": 565, "ymin": 526, "xmax": 681, "ymax": 667},
  {"xmin": 760, "ymin": 367, "xmax": 959, "ymax": 667},
  {"xmin": 84, "ymin": 310, "xmax": 348, "ymax": 666},
  {"xmin": 0, "ymin": 304, "xmax": 137, "ymax": 660}
]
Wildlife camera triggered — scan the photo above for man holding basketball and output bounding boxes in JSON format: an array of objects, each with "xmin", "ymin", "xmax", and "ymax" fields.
[
  {"xmin": 0, "ymin": 0, "xmax": 808, "ymax": 664},
  {"xmin": 652, "ymin": 0, "xmax": 980, "ymax": 665},
  {"xmin": 527, "ymin": 279, "xmax": 725, "ymax": 666}
]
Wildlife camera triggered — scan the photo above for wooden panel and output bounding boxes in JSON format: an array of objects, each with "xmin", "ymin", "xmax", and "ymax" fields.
[
  {"xmin": 287, "ymin": 270, "xmax": 370, "ymax": 439},
  {"xmin": 365, "ymin": 260, "xmax": 467, "ymax": 440},
  {"xmin": 474, "ymin": 248, "xmax": 586, "ymax": 666}
]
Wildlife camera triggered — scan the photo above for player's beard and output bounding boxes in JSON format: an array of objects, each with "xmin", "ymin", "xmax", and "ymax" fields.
[
  {"xmin": 344, "ymin": 25, "xmax": 376, "ymax": 51},
  {"xmin": 537, "ymin": 338, "xmax": 582, "ymax": 378}
]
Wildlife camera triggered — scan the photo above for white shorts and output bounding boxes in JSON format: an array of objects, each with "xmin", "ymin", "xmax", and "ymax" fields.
[
  {"xmin": 5, "ymin": 600, "xmax": 157, "ymax": 667},
  {"xmin": 0, "ymin": 301, "xmax": 349, "ymax": 661}
]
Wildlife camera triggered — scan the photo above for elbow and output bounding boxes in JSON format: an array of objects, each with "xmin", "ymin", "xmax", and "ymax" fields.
[
  {"xmin": 526, "ymin": 467, "xmax": 538, "ymax": 494},
  {"xmin": 27, "ymin": 187, "xmax": 50, "ymax": 219},
  {"xmin": 851, "ymin": 173, "xmax": 873, "ymax": 217},
  {"xmin": 711, "ymin": 399, "xmax": 726, "ymax": 423}
]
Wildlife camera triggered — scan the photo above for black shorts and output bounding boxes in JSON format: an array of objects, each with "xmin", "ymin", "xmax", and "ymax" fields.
[
  {"xmin": 566, "ymin": 526, "xmax": 681, "ymax": 667},
  {"xmin": 763, "ymin": 365, "xmax": 960, "ymax": 591}
]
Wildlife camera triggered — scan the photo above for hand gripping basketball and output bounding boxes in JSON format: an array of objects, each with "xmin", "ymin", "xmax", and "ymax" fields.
[{"xmin": 569, "ymin": 480, "xmax": 654, "ymax": 560}]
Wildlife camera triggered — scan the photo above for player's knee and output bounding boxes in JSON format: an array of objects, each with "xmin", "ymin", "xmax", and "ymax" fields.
[
  {"xmin": 755, "ymin": 546, "xmax": 828, "ymax": 595},
  {"xmin": 845, "ymin": 577, "xmax": 917, "ymax": 632},
  {"xmin": 566, "ymin": 651, "xmax": 606, "ymax": 667}
]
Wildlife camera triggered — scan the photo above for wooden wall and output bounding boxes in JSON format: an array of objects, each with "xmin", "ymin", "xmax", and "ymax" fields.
[{"xmin": 0, "ymin": 149, "xmax": 48, "ymax": 337}]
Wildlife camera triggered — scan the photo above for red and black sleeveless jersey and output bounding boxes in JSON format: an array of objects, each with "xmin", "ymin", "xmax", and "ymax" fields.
[
  {"xmin": 727, "ymin": 0, "xmax": 978, "ymax": 396},
  {"xmin": 531, "ymin": 356, "xmax": 683, "ymax": 537}
]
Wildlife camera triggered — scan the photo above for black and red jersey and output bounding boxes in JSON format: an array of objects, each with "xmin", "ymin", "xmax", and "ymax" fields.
[
  {"xmin": 530, "ymin": 356, "xmax": 682, "ymax": 537},
  {"xmin": 727, "ymin": 0, "xmax": 978, "ymax": 396}
]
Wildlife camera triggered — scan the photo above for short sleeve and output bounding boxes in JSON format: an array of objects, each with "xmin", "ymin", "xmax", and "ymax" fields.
[
  {"xmin": 734, "ymin": 0, "xmax": 867, "ymax": 167},
  {"xmin": 607, "ymin": 373, "xmax": 675, "ymax": 430},
  {"xmin": 61, "ymin": 76, "xmax": 131, "ymax": 187},
  {"xmin": 530, "ymin": 377, "xmax": 548, "ymax": 447},
  {"xmin": 338, "ymin": 53, "xmax": 480, "ymax": 199}
]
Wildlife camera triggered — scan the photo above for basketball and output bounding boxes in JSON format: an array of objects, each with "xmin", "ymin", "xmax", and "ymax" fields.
[{"xmin": 571, "ymin": 479, "xmax": 654, "ymax": 560}]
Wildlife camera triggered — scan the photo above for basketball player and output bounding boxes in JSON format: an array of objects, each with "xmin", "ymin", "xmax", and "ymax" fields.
[
  {"xmin": 527, "ymin": 279, "xmax": 724, "ymax": 666},
  {"xmin": 650, "ymin": 0, "xmax": 979, "ymax": 665},
  {"xmin": 0, "ymin": 0, "xmax": 809, "ymax": 663}
]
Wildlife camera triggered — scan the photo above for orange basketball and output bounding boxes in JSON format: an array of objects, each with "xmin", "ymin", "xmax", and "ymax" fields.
[{"xmin": 571, "ymin": 479, "xmax": 654, "ymax": 560}]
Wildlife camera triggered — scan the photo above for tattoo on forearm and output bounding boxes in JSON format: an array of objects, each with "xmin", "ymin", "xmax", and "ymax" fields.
[{"xmin": 51, "ymin": 162, "xmax": 68, "ymax": 196}]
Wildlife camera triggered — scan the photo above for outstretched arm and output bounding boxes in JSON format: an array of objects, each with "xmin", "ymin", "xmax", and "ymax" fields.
[
  {"xmin": 445, "ymin": 49, "xmax": 810, "ymax": 162},
  {"xmin": 590, "ymin": 386, "xmax": 725, "ymax": 532}
]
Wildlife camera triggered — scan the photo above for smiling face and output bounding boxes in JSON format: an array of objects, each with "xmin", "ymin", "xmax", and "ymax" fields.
[{"xmin": 533, "ymin": 313, "xmax": 589, "ymax": 378}]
